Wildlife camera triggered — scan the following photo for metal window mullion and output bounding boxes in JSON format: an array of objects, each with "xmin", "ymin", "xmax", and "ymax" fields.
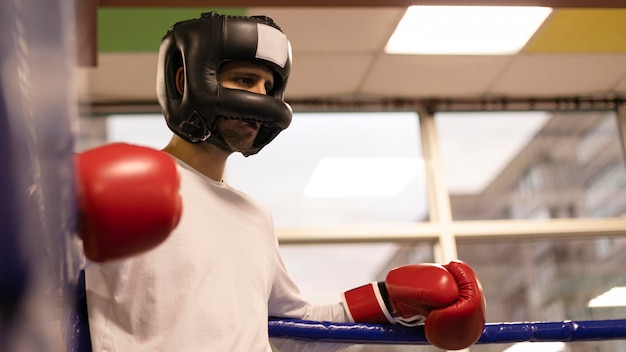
[
  {"xmin": 418, "ymin": 108, "xmax": 470, "ymax": 352},
  {"xmin": 418, "ymin": 106, "xmax": 458, "ymax": 263},
  {"xmin": 276, "ymin": 218, "xmax": 626, "ymax": 243},
  {"xmin": 616, "ymin": 102, "xmax": 626, "ymax": 168}
]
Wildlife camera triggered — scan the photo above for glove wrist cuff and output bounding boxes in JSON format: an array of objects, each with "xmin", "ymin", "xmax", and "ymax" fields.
[{"xmin": 342, "ymin": 282, "xmax": 394, "ymax": 324}]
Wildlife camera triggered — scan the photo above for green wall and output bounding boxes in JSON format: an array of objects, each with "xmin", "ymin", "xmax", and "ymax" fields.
[{"xmin": 98, "ymin": 8, "xmax": 246, "ymax": 52}]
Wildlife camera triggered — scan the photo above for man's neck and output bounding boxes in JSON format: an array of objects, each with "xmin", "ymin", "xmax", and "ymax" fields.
[{"xmin": 162, "ymin": 136, "xmax": 230, "ymax": 182}]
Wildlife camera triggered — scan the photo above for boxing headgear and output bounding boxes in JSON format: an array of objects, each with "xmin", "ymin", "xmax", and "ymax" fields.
[{"xmin": 156, "ymin": 12, "xmax": 293, "ymax": 156}]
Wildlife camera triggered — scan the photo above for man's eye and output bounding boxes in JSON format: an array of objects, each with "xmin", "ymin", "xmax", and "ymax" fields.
[{"xmin": 235, "ymin": 77, "xmax": 253, "ymax": 86}]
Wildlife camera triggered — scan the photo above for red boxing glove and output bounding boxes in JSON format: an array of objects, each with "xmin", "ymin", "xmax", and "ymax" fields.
[
  {"xmin": 342, "ymin": 261, "xmax": 486, "ymax": 351},
  {"xmin": 342, "ymin": 264, "xmax": 459, "ymax": 327},
  {"xmin": 424, "ymin": 260, "xmax": 486, "ymax": 350},
  {"xmin": 76, "ymin": 143, "xmax": 182, "ymax": 262}
]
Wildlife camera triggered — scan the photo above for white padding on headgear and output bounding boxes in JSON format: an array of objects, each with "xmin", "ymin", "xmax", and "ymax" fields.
[{"xmin": 255, "ymin": 23, "xmax": 289, "ymax": 68}]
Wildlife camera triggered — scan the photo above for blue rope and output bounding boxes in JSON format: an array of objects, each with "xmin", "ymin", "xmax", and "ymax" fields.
[{"xmin": 268, "ymin": 317, "xmax": 626, "ymax": 345}]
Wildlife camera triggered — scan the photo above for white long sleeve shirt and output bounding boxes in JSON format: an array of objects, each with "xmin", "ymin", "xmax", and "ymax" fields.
[{"xmin": 85, "ymin": 158, "xmax": 350, "ymax": 351}]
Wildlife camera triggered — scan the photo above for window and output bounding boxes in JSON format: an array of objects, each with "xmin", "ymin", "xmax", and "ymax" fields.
[{"xmin": 435, "ymin": 110, "xmax": 626, "ymax": 220}]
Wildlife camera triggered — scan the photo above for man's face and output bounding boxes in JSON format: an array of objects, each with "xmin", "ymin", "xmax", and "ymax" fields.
[{"xmin": 216, "ymin": 61, "xmax": 275, "ymax": 153}]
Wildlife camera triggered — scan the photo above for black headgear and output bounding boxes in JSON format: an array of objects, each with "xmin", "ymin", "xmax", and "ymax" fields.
[{"xmin": 156, "ymin": 12, "xmax": 293, "ymax": 156}]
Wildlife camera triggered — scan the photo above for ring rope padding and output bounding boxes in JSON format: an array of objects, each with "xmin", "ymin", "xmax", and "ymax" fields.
[{"xmin": 268, "ymin": 317, "xmax": 626, "ymax": 345}]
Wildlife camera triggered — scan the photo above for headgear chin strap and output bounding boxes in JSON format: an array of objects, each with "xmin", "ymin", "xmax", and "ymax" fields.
[{"xmin": 156, "ymin": 12, "xmax": 293, "ymax": 156}]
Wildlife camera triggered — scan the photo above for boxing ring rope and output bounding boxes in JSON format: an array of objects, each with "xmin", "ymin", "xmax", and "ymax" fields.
[
  {"xmin": 70, "ymin": 271, "xmax": 626, "ymax": 350},
  {"xmin": 267, "ymin": 317, "xmax": 626, "ymax": 345}
]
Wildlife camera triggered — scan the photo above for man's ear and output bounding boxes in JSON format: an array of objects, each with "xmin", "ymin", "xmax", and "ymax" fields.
[{"xmin": 175, "ymin": 66, "xmax": 184, "ymax": 95}]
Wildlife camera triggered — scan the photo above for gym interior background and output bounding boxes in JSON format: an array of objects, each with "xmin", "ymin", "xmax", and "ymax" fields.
[{"xmin": 75, "ymin": 2, "xmax": 626, "ymax": 352}]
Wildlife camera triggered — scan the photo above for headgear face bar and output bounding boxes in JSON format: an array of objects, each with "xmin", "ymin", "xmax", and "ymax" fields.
[{"xmin": 157, "ymin": 12, "xmax": 293, "ymax": 156}]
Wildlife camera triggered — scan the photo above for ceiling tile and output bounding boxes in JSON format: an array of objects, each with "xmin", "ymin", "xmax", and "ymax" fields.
[
  {"xmin": 97, "ymin": 8, "xmax": 246, "ymax": 52},
  {"xmin": 362, "ymin": 55, "xmax": 513, "ymax": 98},
  {"xmin": 287, "ymin": 54, "xmax": 374, "ymax": 99},
  {"xmin": 525, "ymin": 9, "xmax": 626, "ymax": 53},
  {"xmin": 91, "ymin": 53, "xmax": 158, "ymax": 102},
  {"xmin": 615, "ymin": 75, "xmax": 626, "ymax": 93},
  {"xmin": 491, "ymin": 53, "xmax": 626, "ymax": 96},
  {"xmin": 247, "ymin": 7, "xmax": 406, "ymax": 53}
]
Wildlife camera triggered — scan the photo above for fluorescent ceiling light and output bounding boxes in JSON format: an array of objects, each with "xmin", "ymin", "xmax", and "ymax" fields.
[
  {"xmin": 503, "ymin": 342, "xmax": 565, "ymax": 352},
  {"xmin": 385, "ymin": 6, "xmax": 553, "ymax": 55},
  {"xmin": 304, "ymin": 157, "xmax": 421, "ymax": 197},
  {"xmin": 588, "ymin": 286, "xmax": 626, "ymax": 307}
]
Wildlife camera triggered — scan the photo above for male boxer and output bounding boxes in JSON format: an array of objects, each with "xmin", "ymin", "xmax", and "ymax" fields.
[{"xmin": 78, "ymin": 12, "xmax": 485, "ymax": 351}]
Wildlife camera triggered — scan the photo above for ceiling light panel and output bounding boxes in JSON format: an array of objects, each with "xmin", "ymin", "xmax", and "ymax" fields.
[{"xmin": 386, "ymin": 6, "xmax": 553, "ymax": 55}]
